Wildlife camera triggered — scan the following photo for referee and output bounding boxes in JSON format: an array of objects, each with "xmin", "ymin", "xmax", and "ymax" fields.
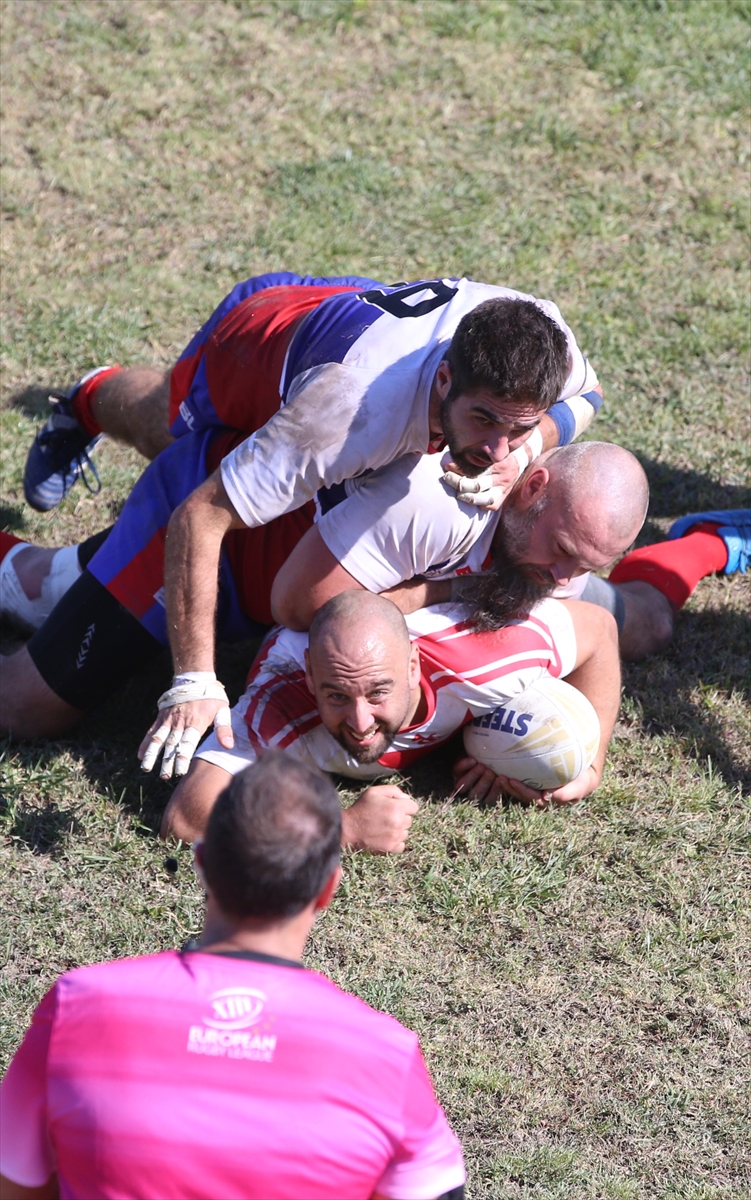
[{"xmin": 0, "ymin": 753, "xmax": 465, "ymax": 1200}]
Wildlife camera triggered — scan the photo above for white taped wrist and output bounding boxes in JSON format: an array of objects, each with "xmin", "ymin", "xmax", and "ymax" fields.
[
  {"xmin": 157, "ymin": 678, "xmax": 228, "ymax": 710},
  {"xmin": 526, "ymin": 426, "xmax": 544, "ymax": 461}
]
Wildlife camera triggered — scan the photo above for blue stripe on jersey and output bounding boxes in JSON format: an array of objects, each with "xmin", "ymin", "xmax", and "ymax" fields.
[
  {"xmin": 281, "ymin": 279, "xmax": 460, "ymax": 398},
  {"xmin": 547, "ymin": 400, "xmax": 576, "ymax": 446},
  {"xmin": 282, "ymin": 292, "xmax": 384, "ymax": 394},
  {"xmin": 176, "ymin": 273, "xmax": 386, "ymax": 366},
  {"xmin": 582, "ymin": 388, "xmax": 603, "ymax": 411}
]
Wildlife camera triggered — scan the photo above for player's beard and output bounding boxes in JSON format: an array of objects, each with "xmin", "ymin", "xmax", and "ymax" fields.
[
  {"xmin": 332, "ymin": 718, "xmax": 404, "ymax": 765},
  {"xmin": 465, "ymin": 497, "xmax": 557, "ymax": 630},
  {"xmin": 439, "ymin": 394, "xmax": 492, "ymax": 477}
]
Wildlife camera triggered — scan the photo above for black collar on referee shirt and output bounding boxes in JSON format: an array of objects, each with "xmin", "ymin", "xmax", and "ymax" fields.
[{"xmin": 181, "ymin": 938, "xmax": 303, "ymax": 970}]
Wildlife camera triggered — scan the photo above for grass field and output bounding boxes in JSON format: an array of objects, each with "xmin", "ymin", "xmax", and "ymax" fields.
[{"xmin": 1, "ymin": 2, "xmax": 750, "ymax": 1196}]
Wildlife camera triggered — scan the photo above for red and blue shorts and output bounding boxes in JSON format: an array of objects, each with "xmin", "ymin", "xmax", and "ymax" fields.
[
  {"xmin": 168, "ymin": 272, "xmax": 384, "ymax": 438},
  {"xmin": 86, "ymin": 428, "xmax": 315, "ymax": 646}
]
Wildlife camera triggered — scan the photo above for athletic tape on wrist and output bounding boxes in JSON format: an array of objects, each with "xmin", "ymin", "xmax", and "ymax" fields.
[{"xmin": 156, "ymin": 679, "xmax": 228, "ymax": 710}]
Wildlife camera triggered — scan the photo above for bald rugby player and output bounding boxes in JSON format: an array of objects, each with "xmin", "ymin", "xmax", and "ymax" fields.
[
  {"xmin": 23, "ymin": 272, "xmax": 603, "ymax": 764},
  {"xmin": 0, "ymin": 444, "xmax": 645, "ymax": 753},
  {"xmin": 162, "ymin": 585, "xmax": 623, "ymax": 849}
]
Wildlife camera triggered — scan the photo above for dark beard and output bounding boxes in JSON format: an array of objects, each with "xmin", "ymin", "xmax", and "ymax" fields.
[
  {"xmin": 439, "ymin": 393, "xmax": 490, "ymax": 477},
  {"xmin": 463, "ymin": 501, "xmax": 557, "ymax": 630}
]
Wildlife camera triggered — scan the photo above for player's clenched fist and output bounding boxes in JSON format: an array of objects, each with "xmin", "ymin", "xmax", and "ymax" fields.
[{"xmin": 342, "ymin": 785, "xmax": 419, "ymax": 854}]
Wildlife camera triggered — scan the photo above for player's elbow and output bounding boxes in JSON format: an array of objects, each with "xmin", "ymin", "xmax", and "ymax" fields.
[{"xmin": 270, "ymin": 576, "xmax": 313, "ymax": 631}]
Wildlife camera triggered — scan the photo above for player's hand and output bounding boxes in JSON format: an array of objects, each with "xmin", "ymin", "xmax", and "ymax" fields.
[
  {"xmin": 451, "ymin": 756, "xmax": 508, "ymax": 802},
  {"xmin": 451, "ymin": 758, "xmax": 599, "ymax": 808},
  {"xmin": 442, "ymin": 452, "xmax": 525, "ymax": 511},
  {"xmin": 139, "ymin": 678, "xmax": 232, "ymax": 780},
  {"xmin": 342, "ymin": 785, "xmax": 419, "ymax": 854},
  {"xmin": 491, "ymin": 764, "xmax": 600, "ymax": 808}
]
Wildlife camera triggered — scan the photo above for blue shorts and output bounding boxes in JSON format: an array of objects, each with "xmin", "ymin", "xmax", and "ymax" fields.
[{"xmin": 86, "ymin": 430, "xmax": 265, "ymax": 646}]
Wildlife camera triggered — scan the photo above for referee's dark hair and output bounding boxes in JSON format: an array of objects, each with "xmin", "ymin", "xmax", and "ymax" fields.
[
  {"xmin": 202, "ymin": 752, "xmax": 342, "ymax": 919},
  {"xmin": 445, "ymin": 297, "xmax": 570, "ymax": 409}
]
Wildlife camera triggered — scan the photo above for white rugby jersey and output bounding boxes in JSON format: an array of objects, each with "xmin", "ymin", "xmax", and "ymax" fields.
[
  {"xmin": 315, "ymin": 450, "xmax": 591, "ymax": 598},
  {"xmin": 196, "ymin": 598, "xmax": 577, "ymax": 781},
  {"xmin": 221, "ymin": 279, "xmax": 601, "ymax": 528}
]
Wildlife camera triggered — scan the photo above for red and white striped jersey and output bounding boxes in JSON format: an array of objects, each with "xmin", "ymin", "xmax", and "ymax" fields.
[{"xmin": 196, "ymin": 598, "xmax": 577, "ymax": 780}]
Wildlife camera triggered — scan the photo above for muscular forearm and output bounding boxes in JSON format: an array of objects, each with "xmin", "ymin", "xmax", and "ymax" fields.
[
  {"xmin": 164, "ymin": 473, "xmax": 245, "ymax": 672},
  {"xmin": 537, "ymin": 413, "xmax": 560, "ymax": 452}
]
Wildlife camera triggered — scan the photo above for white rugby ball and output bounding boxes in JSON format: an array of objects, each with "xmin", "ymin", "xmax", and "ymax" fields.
[{"xmin": 463, "ymin": 675, "xmax": 600, "ymax": 790}]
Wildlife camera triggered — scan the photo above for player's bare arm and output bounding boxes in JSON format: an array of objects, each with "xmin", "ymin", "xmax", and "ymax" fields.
[
  {"xmin": 163, "ymin": 757, "xmax": 419, "ymax": 854},
  {"xmin": 139, "ymin": 471, "xmax": 246, "ymax": 778},
  {"xmin": 454, "ymin": 598, "xmax": 620, "ymax": 807},
  {"xmin": 271, "ymin": 525, "xmax": 450, "ymax": 631}
]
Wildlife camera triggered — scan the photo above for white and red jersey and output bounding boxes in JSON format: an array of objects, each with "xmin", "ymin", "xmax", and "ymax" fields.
[
  {"xmin": 0, "ymin": 950, "xmax": 465, "ymax": 1200},
  {"xmin": 221, "ymin": 278, "xmax": 600, "ymax": 528},
  {"xmin": 197, "ymin": 598, "xmax": 577, "ymax": 780}
]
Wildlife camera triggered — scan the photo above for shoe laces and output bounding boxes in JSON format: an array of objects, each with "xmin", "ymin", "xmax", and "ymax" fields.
[{"xmin": 75, "ymin": 446, "xmax": 102, "ymax": 496}]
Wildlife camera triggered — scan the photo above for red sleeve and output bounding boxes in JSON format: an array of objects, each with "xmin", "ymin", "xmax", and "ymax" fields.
[
  {"xmin": 0, "ymin": 986, "xmax": 57, "ymax": 1186},
  {"xmin": 375, "ymin": 1044, "xmax": 465, "ymax": 1199}
]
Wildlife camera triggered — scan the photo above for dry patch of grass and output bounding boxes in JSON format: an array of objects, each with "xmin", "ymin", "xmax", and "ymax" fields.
[{"xmin": 1, "ymin": 3, "xmax": 750, "ymax": 1196}]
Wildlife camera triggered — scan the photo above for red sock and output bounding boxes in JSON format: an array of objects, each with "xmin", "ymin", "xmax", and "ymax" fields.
[
  {"xmin": 609, "ymin": 524, "xmax": 728, "ymax": 610},
  {"xmin": 0, "ymin": 531, "xmax": 27, "ymax": 564},
  {"xmin": 70, "ymin": 365, "xmax": 122, "ymax": 438}
]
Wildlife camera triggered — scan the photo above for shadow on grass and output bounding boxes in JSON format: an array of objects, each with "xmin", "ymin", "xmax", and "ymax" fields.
[
  {"xmin": 622, "ymin": 604, "xmax": 751, "ymax": 792},
  {"xmin": 634, "ymin": 454, "xmax": 751, "ymax": 538},
  {"xmin": 9, "ymin": 384, "xmax": 56, "ymax": 420},
  {"xmin": 2, "ymin": 801, "xmax": 84, "ymax": 856}
]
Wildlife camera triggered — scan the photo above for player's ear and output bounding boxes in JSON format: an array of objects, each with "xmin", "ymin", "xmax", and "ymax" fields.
[
  {"xmin": 304, "ymin": 649, "xmax": 315, "ymax": 696},
  {"xmin": 407, "ymin": 643, "xmax": 421, "ymax": 690},
  {"xmin": 518, "ymin": 464, "xmax": 549, "ymax": 507},
  {"xmin": 314, "ymin": 864, "xmax": 342, "ymax": 912},
  {"xmin": 435, "ymin": 359, "xmax": 452, "ymax": 399},
  {"xmin": 192, "ymin": 840, "xmax": 208, "ymax": 892}
]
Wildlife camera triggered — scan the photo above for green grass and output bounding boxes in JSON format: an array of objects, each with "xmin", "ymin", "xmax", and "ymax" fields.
[{"xmin": 1, "ymin": 2, "xmax": 750, "ymax": 1196}]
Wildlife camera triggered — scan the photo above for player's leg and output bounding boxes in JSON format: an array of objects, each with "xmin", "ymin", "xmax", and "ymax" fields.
[
  {"xmin": 86, "ymin": 367, "xmax": 171, "ymax": 459},
  {"xmin": 0, "ymin": 570, "xmax": 162, "ymax": 738},
  {"xmin": 1, "ymin": 529, "xmax": 110, "ymax": 633},
  {"xmin": 608, "ymin": 511, "xmax": 749, "ymax": 659},
  {"xmin": 23, "ymin": 366, "xmax": 171, "ymax": 512},
  {"xmin": 0, "ymin": 646, "xmax": 83, "ymax": 738}
]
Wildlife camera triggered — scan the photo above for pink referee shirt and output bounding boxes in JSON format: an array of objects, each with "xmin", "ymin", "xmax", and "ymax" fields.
[{"xmin": 0, "ymin": 950, "xmax": 464, "ymax": 1200}]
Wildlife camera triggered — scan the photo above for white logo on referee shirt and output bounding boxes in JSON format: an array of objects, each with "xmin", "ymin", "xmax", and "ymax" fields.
[
  {"xmin": 187, "ymin": 987, "xmax": 277, "ymax": 1062},
  {"xmin": 204, "ymin": 986, "xmax": 265, "ymax": 1030}
]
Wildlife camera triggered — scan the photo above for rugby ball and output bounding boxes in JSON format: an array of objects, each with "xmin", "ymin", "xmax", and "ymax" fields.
[{"xmin": 463, "ymin": 675, "xmax": 600, "ymax": 790}]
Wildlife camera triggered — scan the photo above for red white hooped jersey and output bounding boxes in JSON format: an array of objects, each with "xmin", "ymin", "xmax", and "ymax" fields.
[{"xmin": 196, "ymin": 598, "xmax": 577, "ymax": 780}]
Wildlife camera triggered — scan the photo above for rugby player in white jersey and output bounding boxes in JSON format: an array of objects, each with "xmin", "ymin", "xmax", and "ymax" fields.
[
  {"xmin": 31, "ymin": 275, "xmax": 601, "ymax": 769},
  {"xmin": 0, "ymin": 443, "xmax": 645, "ymax": 758}
]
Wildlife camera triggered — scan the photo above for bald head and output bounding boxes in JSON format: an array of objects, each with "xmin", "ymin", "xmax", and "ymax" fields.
[
  {"xmin": 541, "ymin": 441, "xmax": 649, "ymax": 551},
  {"xmin": 306, "ymin": 592, "xmax": 419, "ymax": 765},
  {"xmin": 309, "ymin": 590, "xmax": 411, "ymax": 659}
]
